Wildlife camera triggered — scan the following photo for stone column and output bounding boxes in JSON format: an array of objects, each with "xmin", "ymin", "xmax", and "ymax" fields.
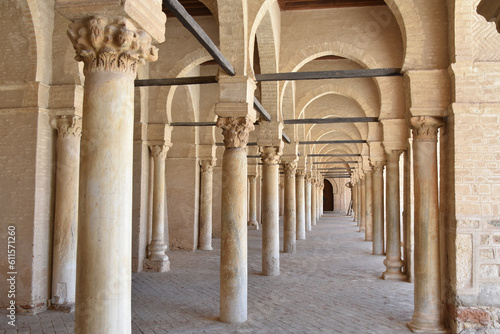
[
  {"xmin": 50, "ymin": 115, "xmax": 82, "ymax": 312},
  {"xmin": 382, "ymin": 149, "xmax": 405, "ymax": 280},
  {"xmin": 199, "ymin": 159, "xmax": 215, "ymax": 251},
  {"xmin": 305, "ymin": 174, "xmax": 312, "ymax": 232},
  {"xmin": 296, "ymin": 169, "xmax": 306, "ymax": 240},
  {"xmin": 217, "ymin": 116, "xmax": 254, "ymax": 323},
  {"xmin": 283, "ymin": 161, "xmax": 297, "ymax": 253},
  {"xmin": 311, "ymin": 178, "xmax": 317, "ymax": 226},
  {"xmin": 144, "ymin": 144, "xmax": 170, "ymax": 272},
  {"xmin": 352, "ymin": 181, "xmax": 357, "ymax": 222},
  {"xmin": 279, "ymin": 181, "xmax": 284, "ymax": 217},
  {"xmin": 355, "ymin": 179, "xmax": 361, "ymax": 226},
  {"xmin": 360, "ymin": 176, "xmax": 366, "ymax": 232},
  {"xmin": 247, "ymin": 174, "xmax": 259, "ymax": 230},
  {"xmin": 260, "ymin": 146, "xmax": 282, "ymax": 276},
  {"xmin": 407, "ymin": 116, "xmax": 446, "ymax": 333},
  {"xmin": 372, "ymin": 162, "xmax": 385, "ymax": 255},
  {"xmin": 318, "ymin": 182, "xmax": 323, "ymax": 218},
  {"xmin": 64, "ymin": 16, "xmax": 161, "ymax": 333},
  {"xmin": 365, "ymin": 169, "xmax": 374, "ymax": 241}
]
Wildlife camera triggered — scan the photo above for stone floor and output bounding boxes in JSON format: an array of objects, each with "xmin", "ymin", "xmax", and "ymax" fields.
[{"xmin": 2, "ymin": 213, "xmax": 414, "ymax": 333}]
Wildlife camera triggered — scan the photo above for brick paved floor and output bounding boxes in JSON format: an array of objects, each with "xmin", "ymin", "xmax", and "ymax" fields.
[{"xmin": 2, "ymin": 213, "xmax": 414, "ymax": 333}]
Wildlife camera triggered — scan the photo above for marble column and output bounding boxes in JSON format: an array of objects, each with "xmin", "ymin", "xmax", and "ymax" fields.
[
  {"xmin": 356, "ymin": 180, "xmax": 361, "ymax": 226},
  {"xmin": 365, "ymin": 169, "xmax": 374, "ymax": 241},
  {"xmin": 260, "ymin": 146, "xmax": 281, "ymax": 276},
  {"xmin": 382, "ymin": 149, "xmax": 405, "ymax": 280},
  {"xmin": 296, "ymin": 169, "xmax": 306, "ymax": 240},
  {"xmin": 143, "ymin": 145, "xmax": 170, "ymax": 272},
  {"xmin": 360, "ymin": 176, "xmax": 366, "ymax": 232},
  {"xmin": 50, "ymin": 115, "xmax": 82, "ymax": 312},
  {"xmin": 66, "ymin": 17, "xmax": 159, "ymax": 333},
  {"xmin": 352, "ymin": 181, "xmax": 357, "ymax": 222},
  {"xmin": 217, "ymin": 116, "xmax": 254, "ymax": 323},
  {"xmin": 305, "ymin": 174, "xmax": 312, "ymax": 232},
  {"xmin": 247, "ymin": 174, "xmax": 259, "ymax": 230},
  {"xmin": 283, "ymin": 161, "xmax": 297, "ymax": 253},
  {"xmin": 199, "ymin": 159, "xmax": 215, "ymax": 251},
  {"xmin": 407, "ymin": 116, "xmax": 446, "ymax": 333},
  {"xmin": 311, "ymin": 178, "xmax": 317, "ymax": 227},
  {"xmin": 372, "ymin": 162, "xmax": 385, "ymax": 255},
  {"xmin": 318, "ymin": 183, "xmax": 323, "ymax": 218}
]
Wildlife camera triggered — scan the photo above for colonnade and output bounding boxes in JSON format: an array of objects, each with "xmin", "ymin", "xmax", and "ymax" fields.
[{"xmin": 49, "ymin": 3, "xmax": 446, "ymax": 333}]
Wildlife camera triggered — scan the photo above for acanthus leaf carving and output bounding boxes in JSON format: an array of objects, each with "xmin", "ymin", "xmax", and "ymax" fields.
[{"xmin": 216, "ymin": 117, "xmax": 254, "ymax": 149}]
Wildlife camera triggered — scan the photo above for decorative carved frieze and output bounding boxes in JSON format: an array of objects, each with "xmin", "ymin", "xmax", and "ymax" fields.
[
  {"xmin": 67, "ymin": 16, "xmax": 158, "ymax": 75},
  {"xmin": 216, "ymin": 117, "xmax": 254, "ymax": 149}
]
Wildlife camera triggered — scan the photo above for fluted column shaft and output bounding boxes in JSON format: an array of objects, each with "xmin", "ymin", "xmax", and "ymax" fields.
[
  {"xmin": 199, "ymin": 160, "xmax": 215, "ymax": 251},
  {"xmin": 51, "ymin": 116, "xmax": 82, "ymax": 311},
  {"xmin": 260, "ymin": 146, "xmax": 281, "ymax": 276},
  {"xmin": 372, "ymin": 163, "xmax": 385, "ymax": 255},
  {"xmin": 247, "ymin": 174, "xmax": 259, "ymax": 230},
  {"xmin": 296, "ymin": 169, "xmax": 306, "ymax": 240},
  {"xmin": 144, "ymin": 145, "xmax": 170, "ymax": 272},
  {"xmin": 216, "ymin": 117, "xmax": 254, "ymax": 323},
  {"xmin": 360, "ymin": 177, "xmax": 366, "ymax": 232},
  {"xmin": 305, "ymin": 175, "xmax": 312, "ymax": 232},
  {"xmin": 382, "ymin": 150, "xmax": 405, "ymax": 280},
  {"xmin": 67, "ymin": 16, "xmax": 160, "ymax": 333},
  {"xmin": 283, "ymin": 161, "xmax": 297, "ymax": 253},
  {"xmin": 408, "ymin": 116, "xmax": 446, "ymax": 333},
  {"xmin": 365, "ymin": 170, "xmax": 374, "ymax": 241}
]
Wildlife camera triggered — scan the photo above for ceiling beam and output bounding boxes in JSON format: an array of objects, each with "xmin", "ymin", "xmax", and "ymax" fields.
[
  {"xmin": 255, "ymin": 68, "xmax": 401, "ymax": 82},
  {"xmin": 284, "ymin": 117, "xmax": 377, "ymax": 125},
  {"xmin": 164, "ymin": 0, "xmax": 235, "ymax": 76},
  {"xmin": 309, "ymin": 154, "xmax": 361, "ymax": 157},
  {"xmin": 300, "ymin": 140, "xmax": 366, "ymax": 145},
  {"xmin": 313, "ymin": 161, "xmax": 358, "ymax": 164},
  {"xmin": 317, "ymin": 168, "xmax": 354, "ymax": 170},
  {"xmin": 134, "ymin": 68, "xmax": 401, "ymax": 87},
  {"xmin": 171, "ymin": 122, "xmax": 217, "ymax": 126},
  {"xmin": 253, "ymin": 98, "xmax": 271, "ymax": 122}
]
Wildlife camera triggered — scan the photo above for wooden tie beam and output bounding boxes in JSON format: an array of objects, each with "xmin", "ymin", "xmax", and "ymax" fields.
[{"xmin": 284, "ymin": 117, "xmax": 377, "ymax": 125}]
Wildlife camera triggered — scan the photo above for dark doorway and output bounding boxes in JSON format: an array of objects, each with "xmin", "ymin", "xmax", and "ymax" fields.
[{"xmin": 323, "ymin": 180, "xmax": 334, "ymax": 211}]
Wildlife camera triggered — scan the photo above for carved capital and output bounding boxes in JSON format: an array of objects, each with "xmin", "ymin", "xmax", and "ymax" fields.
[
  {"xmin": 410, "ymin": 116, "xmax": 443, "ymax": 142},
  {"xmin": 200, "ymin": 159, "xmax": 215, "ymax": 173},
  {"xmin": 371, "ymin": 161, "xmax": 386, "ymax": 174},
  {"xmin": 67, "ymin": 16, "xmax": 158, "ymax": 75},
  {"xmin": 283, "ymin": 161, "xmax": 297, "ymax": 179},
  {"xmin": 248, "ymin": 174, "xmax": 257, "ymax": 182},
  {"xmin": 216, "ymin": 117, "xmax": 254, "ymax": 149},
  {"xmin": 296, "ymin": 169, "xmax": 306, "ymax": 178},
  {"xmin": 150, "ymin": 145, "xmax": 170, "ymax": 160},
  {"xmin": 305, "ymin": 173, "xmax": 313, "ymax": 184},
  {"xmin": 259, "ymin": 145, "xmax": 282, "ymax": 165},
  {"xmin": 50, "ymin": 115, "xmax": 82, "ymax": 139}
]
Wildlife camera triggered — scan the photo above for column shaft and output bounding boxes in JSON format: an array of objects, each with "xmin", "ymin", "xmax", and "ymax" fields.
[
  {"xmin": 311, "ymin": 180, "xmax": 317, "ymax": 226},
  {"xmin": 296, "ymin": 170, "xmax": 306, "ymax": 240},
  {"xmin": 247, "ymin": 175, "xmax": 259, "ymax": 230},
  {"xmin": 360, "ymin": 177, "xmax": 366, "ymax": 232},
  {"xmin": 382, "ymin": 150, "xmax": 405, "ymax": 280},
  {"xmin": 261, "ymin": 147, "xmax": 281, "ymax": 276},
  {"xmin": 51, "ymin": 116, "xmax": 82, "ymax": 311},
  {"xmin": 217, "ymin": 117, "xmax": 253, "ymax": 323},
  {"xmin": 408, "ymin": 116, "xmax": 445, "ymax": 333},
  {"xmin": 372, "ymin": 163, "xmax": 385, "ymax": 255},
  {"xmin": 199, "ymin": 161, "xmax": 214, "ymax": 251},
  {"xmin": 305, "ymin": 175, "xmax": 312, "ymax": 232},
  {"xmin": 283, "ymin": 161, "xmax": 297, "ymax": 253},
  {"xmin": 365, "ymin": 170, "xmax": 374, "ymax": 241}
]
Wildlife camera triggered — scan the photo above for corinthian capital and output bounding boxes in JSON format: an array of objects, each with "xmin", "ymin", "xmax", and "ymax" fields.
[
  {"xmin": 150, "ymin": 145, "xmax": 170, "ymax": 160},
  {"xmin": 67, "ymin": 16, "xmax": 159, "ymax": 75},
  {"xmin": 283, "ymin": 161, "xmax": 297, "ymax": 179},
  {"xmin": 216, "ymin": 117, "xmax": 255, "ymax": 149},
  {"xmin": 410, "ymin": 116, "xmax": 443, "ymax": 142},
  {"xmin": 200, "ymin": 159, "xmax": 216, "ymax": 173},
  {"xmin": 50, "ymin": 115, "xmax": 82, "ymax": 139},
  {"xmin": 371, "ymin": 161, "xmax": 386, "ymax": 174},
  {"xmin": 296, "ymin": 169, "xmax": 306, "ymax": 178},
  {"xmin": 259, "ymin": 146, "xmax": 282, "ymax": 165}
]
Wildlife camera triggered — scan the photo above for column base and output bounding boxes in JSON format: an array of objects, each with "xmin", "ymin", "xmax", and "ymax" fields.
[
  {"xmin": 248, "ymin": 220, "xmax": 259, "ymax": 230},
  {"xmin": 143, "ymin": 257, "xmax": 170, "ymax": 272},
  {"xmin": 407, "ymin": 318, "xmax": 448, "ymax": 333},
  {"xmin": 382, "ymin": 271, "xmax": 406, "ymax": 281},
  {"xmin": 50, "ymin": 302, "xmax": 75, "ymax": 313},
  {"xmin": 199, "ymin": 245, "xmax": 213, "ymax": 251}
]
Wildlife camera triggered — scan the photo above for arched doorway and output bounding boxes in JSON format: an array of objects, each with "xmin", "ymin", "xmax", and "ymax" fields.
[{"xmin": 323, "ymin": 180, "xmax": 334, "ymax": 211}]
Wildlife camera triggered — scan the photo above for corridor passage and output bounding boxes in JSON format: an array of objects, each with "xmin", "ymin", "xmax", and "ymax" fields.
[{"xmin": 2, "ymin": 214, "xmax": 414, "ymax": 333}]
